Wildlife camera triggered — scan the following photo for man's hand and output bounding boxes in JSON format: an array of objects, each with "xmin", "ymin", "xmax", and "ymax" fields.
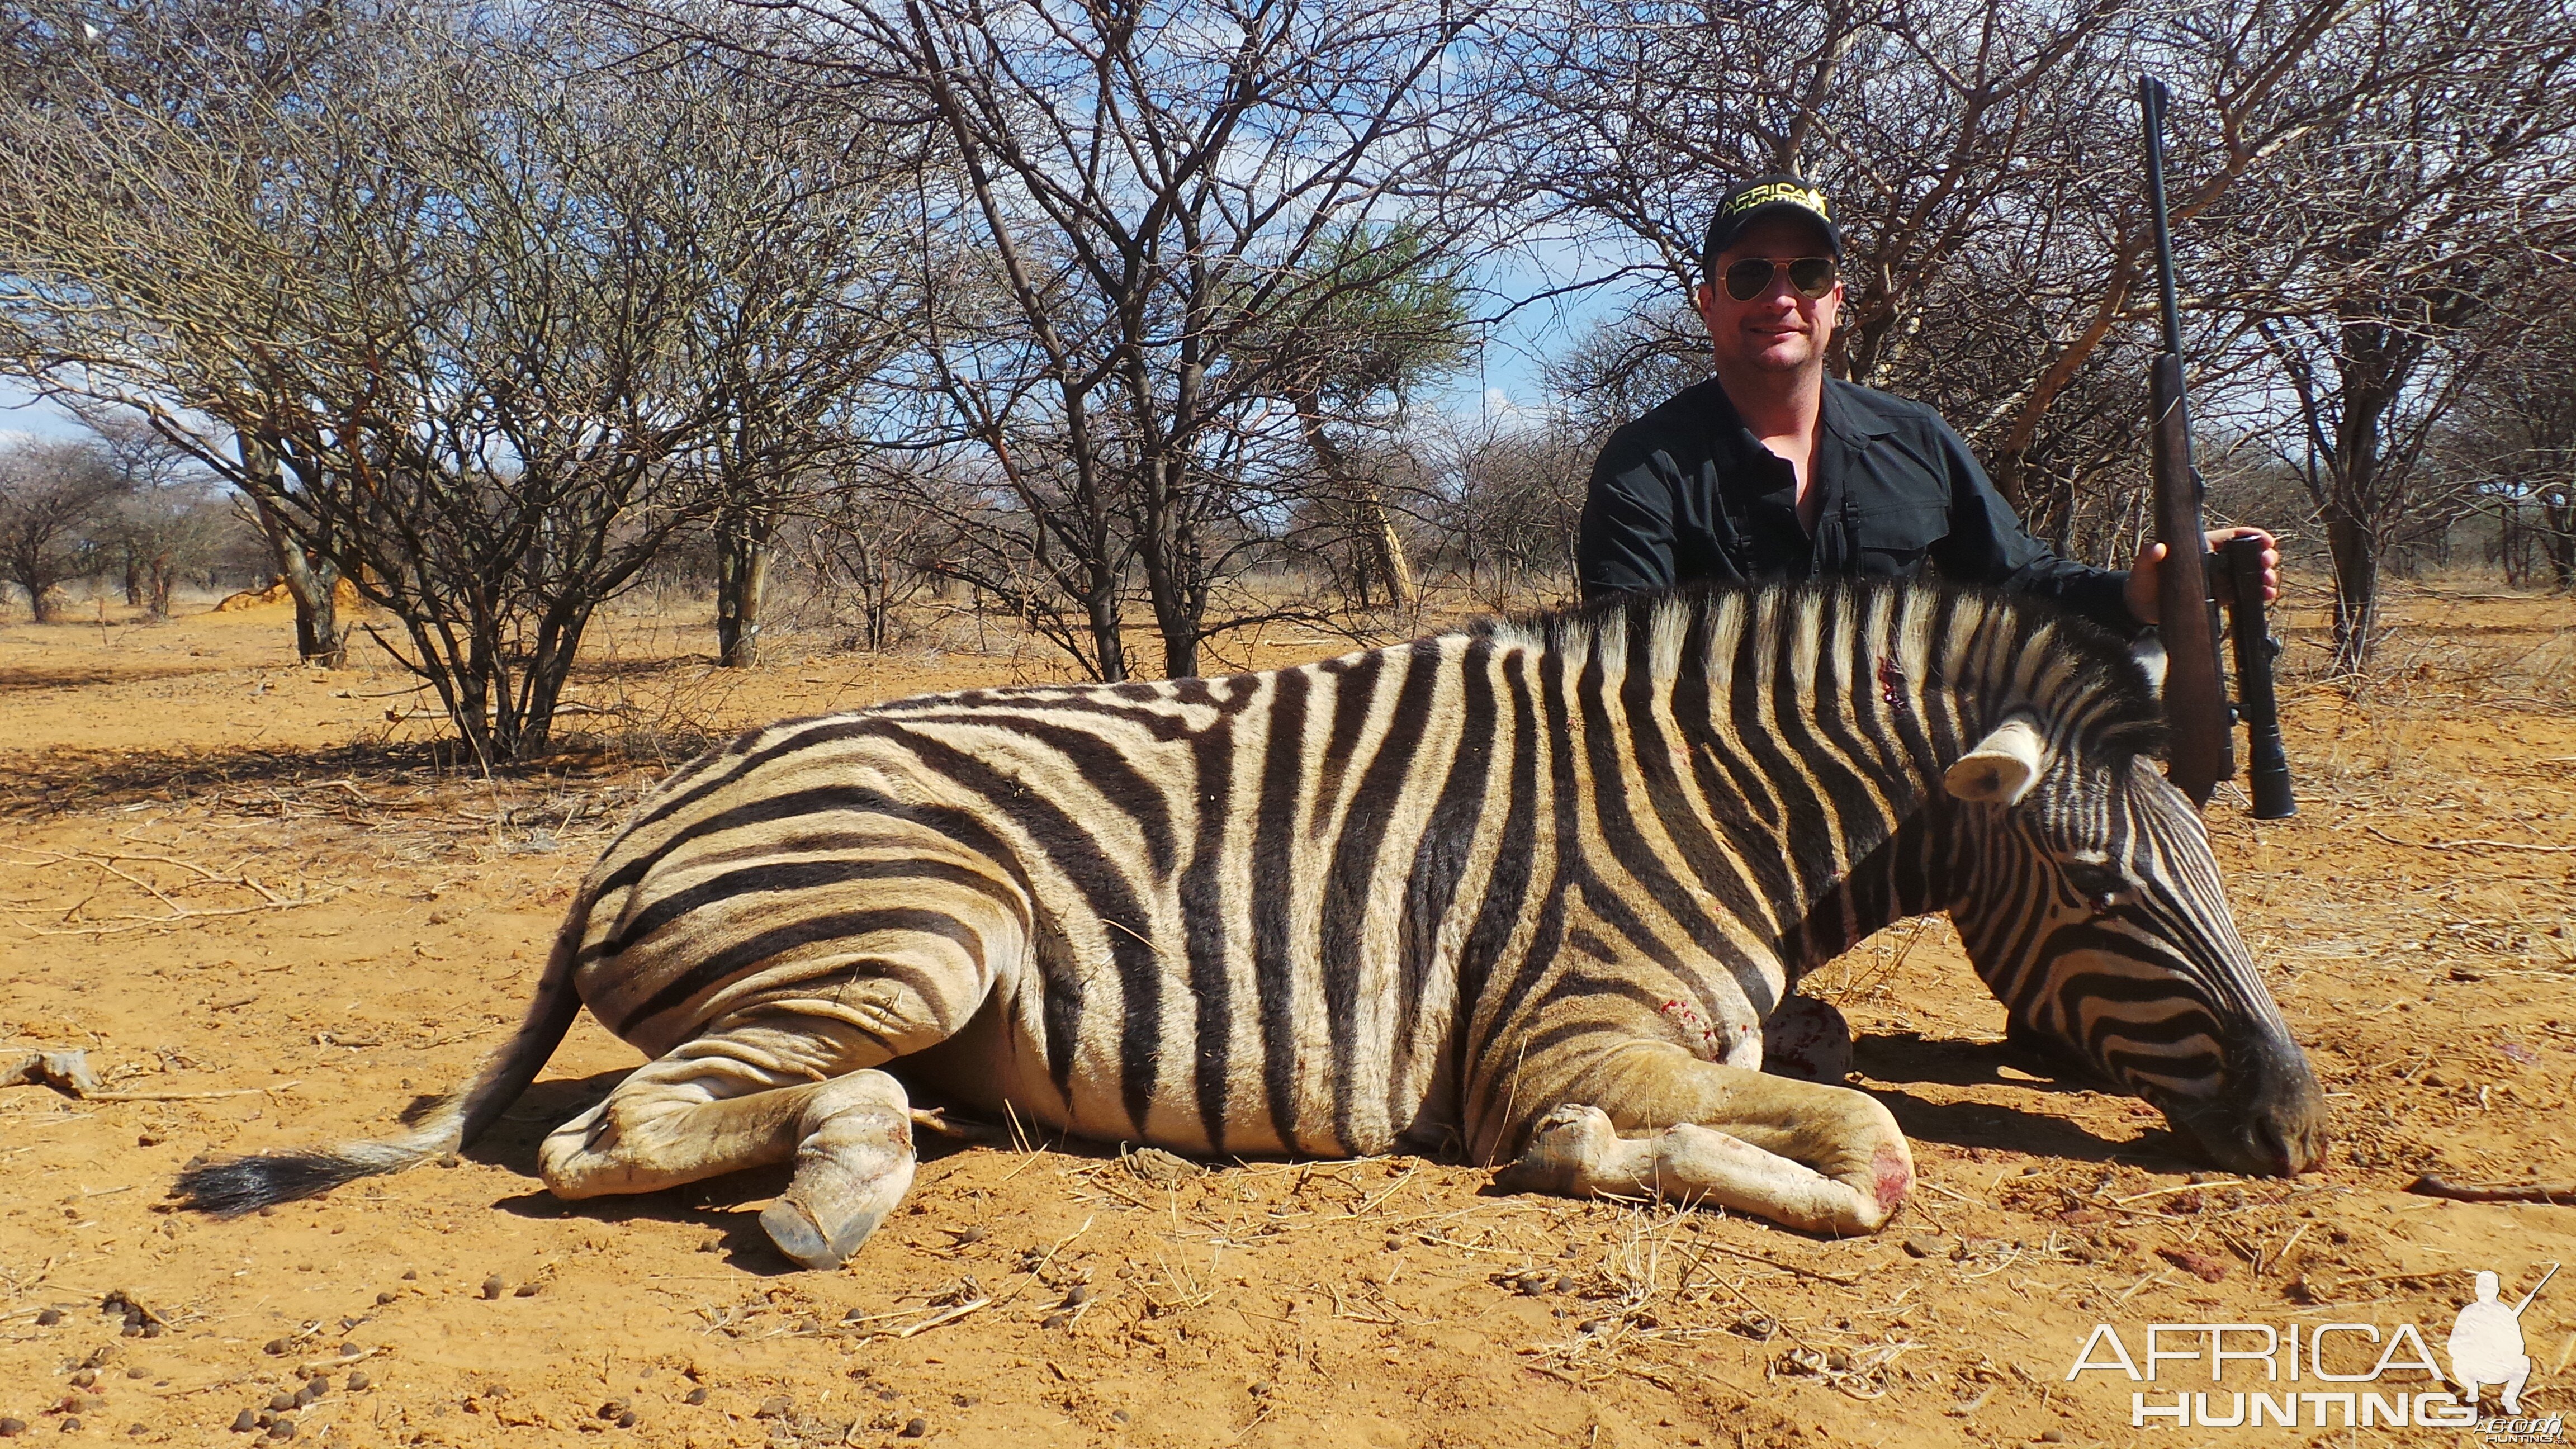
[{"xmin": 2124, "ymin": 527, "xmax": 2280, "ymax": 626}]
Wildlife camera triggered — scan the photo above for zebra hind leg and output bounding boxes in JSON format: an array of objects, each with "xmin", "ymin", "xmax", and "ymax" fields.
[
  {"xmin": 757, "ymin": 1070, "xmax": 916, "ymax": 1271},
  {"xmin": 534, "ymin": 1026, "xmax": 920, "ymax": 1269},
  {"xmin": 1499, "ymin": 1104, "xmax": 1899, "ymax": 1235},
  {"xmin": 1759, "ymin": 995, "xmax": 1854, "ymax": 1083}
]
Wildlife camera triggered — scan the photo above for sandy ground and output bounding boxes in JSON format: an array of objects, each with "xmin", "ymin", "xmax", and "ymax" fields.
[{"xmin": 1, "ymin": 583, "xmax": 2572, "ymax": 1448}]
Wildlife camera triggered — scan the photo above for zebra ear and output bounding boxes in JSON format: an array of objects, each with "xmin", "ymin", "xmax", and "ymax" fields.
[
  {"xmin": 1944, "ymin": 714, "xmax": 2047, "ymax": 806},
  {"xmin": 2130, "ymin": 634, "xmax": 2169, "ymax": 698}
]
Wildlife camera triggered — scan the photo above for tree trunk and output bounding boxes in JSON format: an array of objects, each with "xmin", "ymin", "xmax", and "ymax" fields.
[
  {"xmin": 122, "ymin": 550, "xmax": 143, "ymax": 608},
  {"xmin": 1354, "ymin": 481, "xmax": 1414, "ymax": 611},
  {"xmin": 274, "ymin": 527, "xmax": 345, "ymax": 667},
  {"xmin": 1156, "ymin": 610, "xmax": 1197, "ymax": 680},
  {"xmin": 504, "ymin": 605, "xmax": 590, "ymax": 762},
  {"xmin": 397, "ymin": 594, "xmax": 597, "ymax": 768},
  {"xmin": 147, "ymin": 554, "xmax": 176, "ymax": 618},
  {"xmin": 1294, "ymin": 387, "xmax": 1414, "ymax": 609},
  {"xmin": 2541, "ymin": 489, "xmax": 2575, "ymax": 592},
  {"xmin": 844, "ymin": 529, "xmax": 884, "ymax": 651},
  {"xmin": 865, "ymin": 558, "xmax": 892, "ymax": 650},
  {"xmin": 2324, "ymin": 503, "xmax": 2380, "ymax": 674},
  {"xmin": 1089, "ymin": 576, "xmax": 1129, "ymax": 681},
  {"xmin": 1145, "ymin": 496, "xmax": 1195, "ymax": 681},
  {"xmin": 2318, "ymin": 316, "xmax": 2405, "ymax": 675},
  {"xmin": 714, "ymin": 504, "xmax": 771, "ymax": 668},
  {"xmin": 240, "ymin": 437, "xmax": 348, "ymax": 667}
]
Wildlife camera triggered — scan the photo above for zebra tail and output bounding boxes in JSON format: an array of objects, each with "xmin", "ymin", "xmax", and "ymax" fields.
[{"xmin": 171, "ymin": 912, "xmax": 588, "ymax": 1216}]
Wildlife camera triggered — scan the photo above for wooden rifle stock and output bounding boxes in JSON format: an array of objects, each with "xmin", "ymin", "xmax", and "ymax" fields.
[
  {"xmin": 2141, "ymin": 75, "xmax": 2231, "ymax": 807},
  {"xmin": 2149, "ymin": 354, "xmax": 2233, "ymax": 805}
]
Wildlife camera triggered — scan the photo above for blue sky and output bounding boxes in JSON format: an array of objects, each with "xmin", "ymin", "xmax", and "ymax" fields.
[
  {"xmin": 0, "ymin": 380, "xmax": 87, "ymax": 442},
  {"xmin": 1422, "ymin": 224, "xmax": 1687, "ymax": 430},
  {"xmin": 0, "ymin": 226, "xmax": 1679, "ymax": 452}
]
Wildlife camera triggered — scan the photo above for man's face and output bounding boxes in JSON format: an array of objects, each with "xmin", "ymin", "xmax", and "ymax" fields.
[{"xmin": 1697, "ymin": 215, "xmax": 1843, "ymax": 378}]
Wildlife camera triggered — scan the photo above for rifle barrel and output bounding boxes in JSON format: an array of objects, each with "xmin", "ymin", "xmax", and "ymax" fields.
[
  {"xmin": 2141, "ymin": 73, "xmax": 2231, "ymax": 806},
  {"xmin": 2139, "ymin": 77, "xmax": 2185, "ymax": 358},
  {"xmin": 2514, "ymin": 1262, "xmax": 2559, "ymax": 1315}
]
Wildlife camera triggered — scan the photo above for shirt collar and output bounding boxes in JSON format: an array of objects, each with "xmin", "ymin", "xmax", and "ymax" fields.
[
  {"xmin": 1704, "ymin": 375, "xmax": 1896, "ymax": 450},
  {"xmin": 1819, "ymin": 377, "xmax": 1900, "ymax": 445}
]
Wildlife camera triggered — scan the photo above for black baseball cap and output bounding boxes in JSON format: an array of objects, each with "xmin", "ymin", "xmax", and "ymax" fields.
[{"xmin": 1702, "ymin": 175, "xmax": 1843, "ymax": 275}]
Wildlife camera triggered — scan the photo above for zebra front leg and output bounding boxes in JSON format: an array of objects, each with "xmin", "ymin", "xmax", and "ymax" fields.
[{"xmin": 1493, "ymin": 1039, "xmax": 1911, "ymax": 1236}]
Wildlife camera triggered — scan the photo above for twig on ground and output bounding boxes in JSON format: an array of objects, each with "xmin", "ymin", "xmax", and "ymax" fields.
[
  {"xmin": 2362, "ymin": 826, "xmax": 2576, "ymax": 854},
  {"xmin": 894, "ymin": 1297, "xmax": 991, "ymax": 1338},
  {"xmin": 87, "ymin": 1085, "xmax": 291, "ymax": 1103},
  {"xmin": 988, "ymin": 1215, "xmax": 1095, "ymax": 1311},
  {"xmin": 1914, "ymin": 1180, "xmax": 1990, "ymax": 1209},
  {"xmin": 2, "ymin": 849, "xmax": 329, "ymax": 935},
  {"xmin": 2407, "ymin": 1175, "xmax": 2573, "ymax": 1205},
  {"xmin": 2111, "ymin": 1178, "xmax": 2246, "ymax": 1205},
  {"xmin": 1347, "ymin": 1166, "xmax": 1420, "ymax": 1218},
  {"xmin": 1688, "ymin": 1240, "xmax": 1869, "ymax": 1288}
]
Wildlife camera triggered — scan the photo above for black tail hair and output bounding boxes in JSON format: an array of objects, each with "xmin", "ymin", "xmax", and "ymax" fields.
[{"xmin": 171, "ymin": 912, "xmax": 588, "ymax": 1216}]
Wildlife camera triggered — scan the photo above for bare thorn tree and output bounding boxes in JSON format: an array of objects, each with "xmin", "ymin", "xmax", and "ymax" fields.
[
  {"xmin": 0, "ymin": 438, "xmax": 125, "ymax": 622},
  {"xmin": 2, "ymin": 0, "xmax": 930, "ymax": 754},
  {"xmin": 89, "ymin": 416, "xmax": 235, "ymax": 617},
  {"xmin": 2445, "ymin": 257, "xmax": 2576, "ymax": 592},
  {"xmin": 655, "ymin": 0, "xmax": 1530, "ymax": 679},
  {"xmin": 2212, "ymin": 10, "xmax": 2576, "ymax": 669}
]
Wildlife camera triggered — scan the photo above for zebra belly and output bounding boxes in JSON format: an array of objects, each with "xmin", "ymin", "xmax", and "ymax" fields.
[
  {"xmin": 568, "ymin": 790, "xmax": 1470, "ymax": 1157},
  {"xmin": 886, "ymin": 984, "xmax": 1412, "ymax": 1155}
]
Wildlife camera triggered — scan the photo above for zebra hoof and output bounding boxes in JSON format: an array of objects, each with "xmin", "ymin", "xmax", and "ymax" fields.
[
  {"xmin": 1494, "ymin": 1104, "xmax": 1651, "ymax": 1197},
  {"xmin": 760, "ymin": 1195, "xmax": 886, "ymax": 1271}
]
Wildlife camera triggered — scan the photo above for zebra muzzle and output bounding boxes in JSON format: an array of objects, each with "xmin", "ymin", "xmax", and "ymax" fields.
[{"xmin": 2147, "ymin": 1032, "xmax": 2328, "ymax": 1177}]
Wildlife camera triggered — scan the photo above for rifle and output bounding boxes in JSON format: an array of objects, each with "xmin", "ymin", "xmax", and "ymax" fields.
[
  {"xmin": 2513, "ymin": 1262, "xmax": 2559, "ymax": 1316},
  {"xmin": 2139, "ymin": 77, "xmax": 2297, "ymax": 819}
]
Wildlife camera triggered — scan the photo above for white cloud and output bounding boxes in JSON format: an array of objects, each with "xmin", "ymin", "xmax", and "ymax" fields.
[{"xmin": 1481, "ymin": 386, "xmax": 1540, "ymax": 426}]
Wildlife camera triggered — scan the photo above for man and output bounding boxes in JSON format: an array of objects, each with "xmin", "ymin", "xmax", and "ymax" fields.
[{"xmin": 1578, "ymin": 175, "xmax": 2275, "ymax": 632}]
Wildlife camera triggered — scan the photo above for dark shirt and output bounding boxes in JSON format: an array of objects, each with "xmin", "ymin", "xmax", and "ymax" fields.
[{"xmin": 1578, "ymin": 376, "xmax": 2137, "ymax": 636}]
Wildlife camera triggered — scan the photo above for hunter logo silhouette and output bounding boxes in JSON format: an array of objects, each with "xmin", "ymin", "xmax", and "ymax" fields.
[{"xmin": 2450, "ymin": 1263, "xmax": 2557, "ymax": 1415}]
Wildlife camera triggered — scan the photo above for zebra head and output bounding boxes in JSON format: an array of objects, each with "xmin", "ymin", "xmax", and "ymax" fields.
[{"xmin": 1939, "ymin": 712, "xmax": 2327, "ymax": 1177}]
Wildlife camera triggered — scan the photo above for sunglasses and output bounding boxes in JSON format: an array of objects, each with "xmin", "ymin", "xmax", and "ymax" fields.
[{"xmin": 1721, "ymin": 256, "xmax": 1839, "ymax": 302}]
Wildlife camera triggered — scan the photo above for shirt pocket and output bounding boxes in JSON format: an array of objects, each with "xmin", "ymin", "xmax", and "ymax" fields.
[{"xmin": 1850, "ymin": 502, "xmax": 1949, "ymax": 576}]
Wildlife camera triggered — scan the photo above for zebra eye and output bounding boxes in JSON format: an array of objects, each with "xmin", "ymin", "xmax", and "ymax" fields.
[{"xmin": 2059, "ymin": 860, "xmax": 2129, "ymax": 907}]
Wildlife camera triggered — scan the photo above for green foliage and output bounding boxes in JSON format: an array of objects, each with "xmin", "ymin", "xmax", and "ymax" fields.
[{"xmin": 1240, "ymin": 220, "xmax": 1472, "ymax": 412}]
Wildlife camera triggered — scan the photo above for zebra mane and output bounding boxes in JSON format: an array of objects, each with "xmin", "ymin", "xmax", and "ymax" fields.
[{"xmin": 1477, "ymin": 577, "xmax": 2168, "ymax": 767}]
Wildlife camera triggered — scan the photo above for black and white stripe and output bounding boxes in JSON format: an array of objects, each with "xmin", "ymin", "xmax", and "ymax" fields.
[{"xmin": 174, "ymin": 576, "xmax": 2323, "ymax": 1220}]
